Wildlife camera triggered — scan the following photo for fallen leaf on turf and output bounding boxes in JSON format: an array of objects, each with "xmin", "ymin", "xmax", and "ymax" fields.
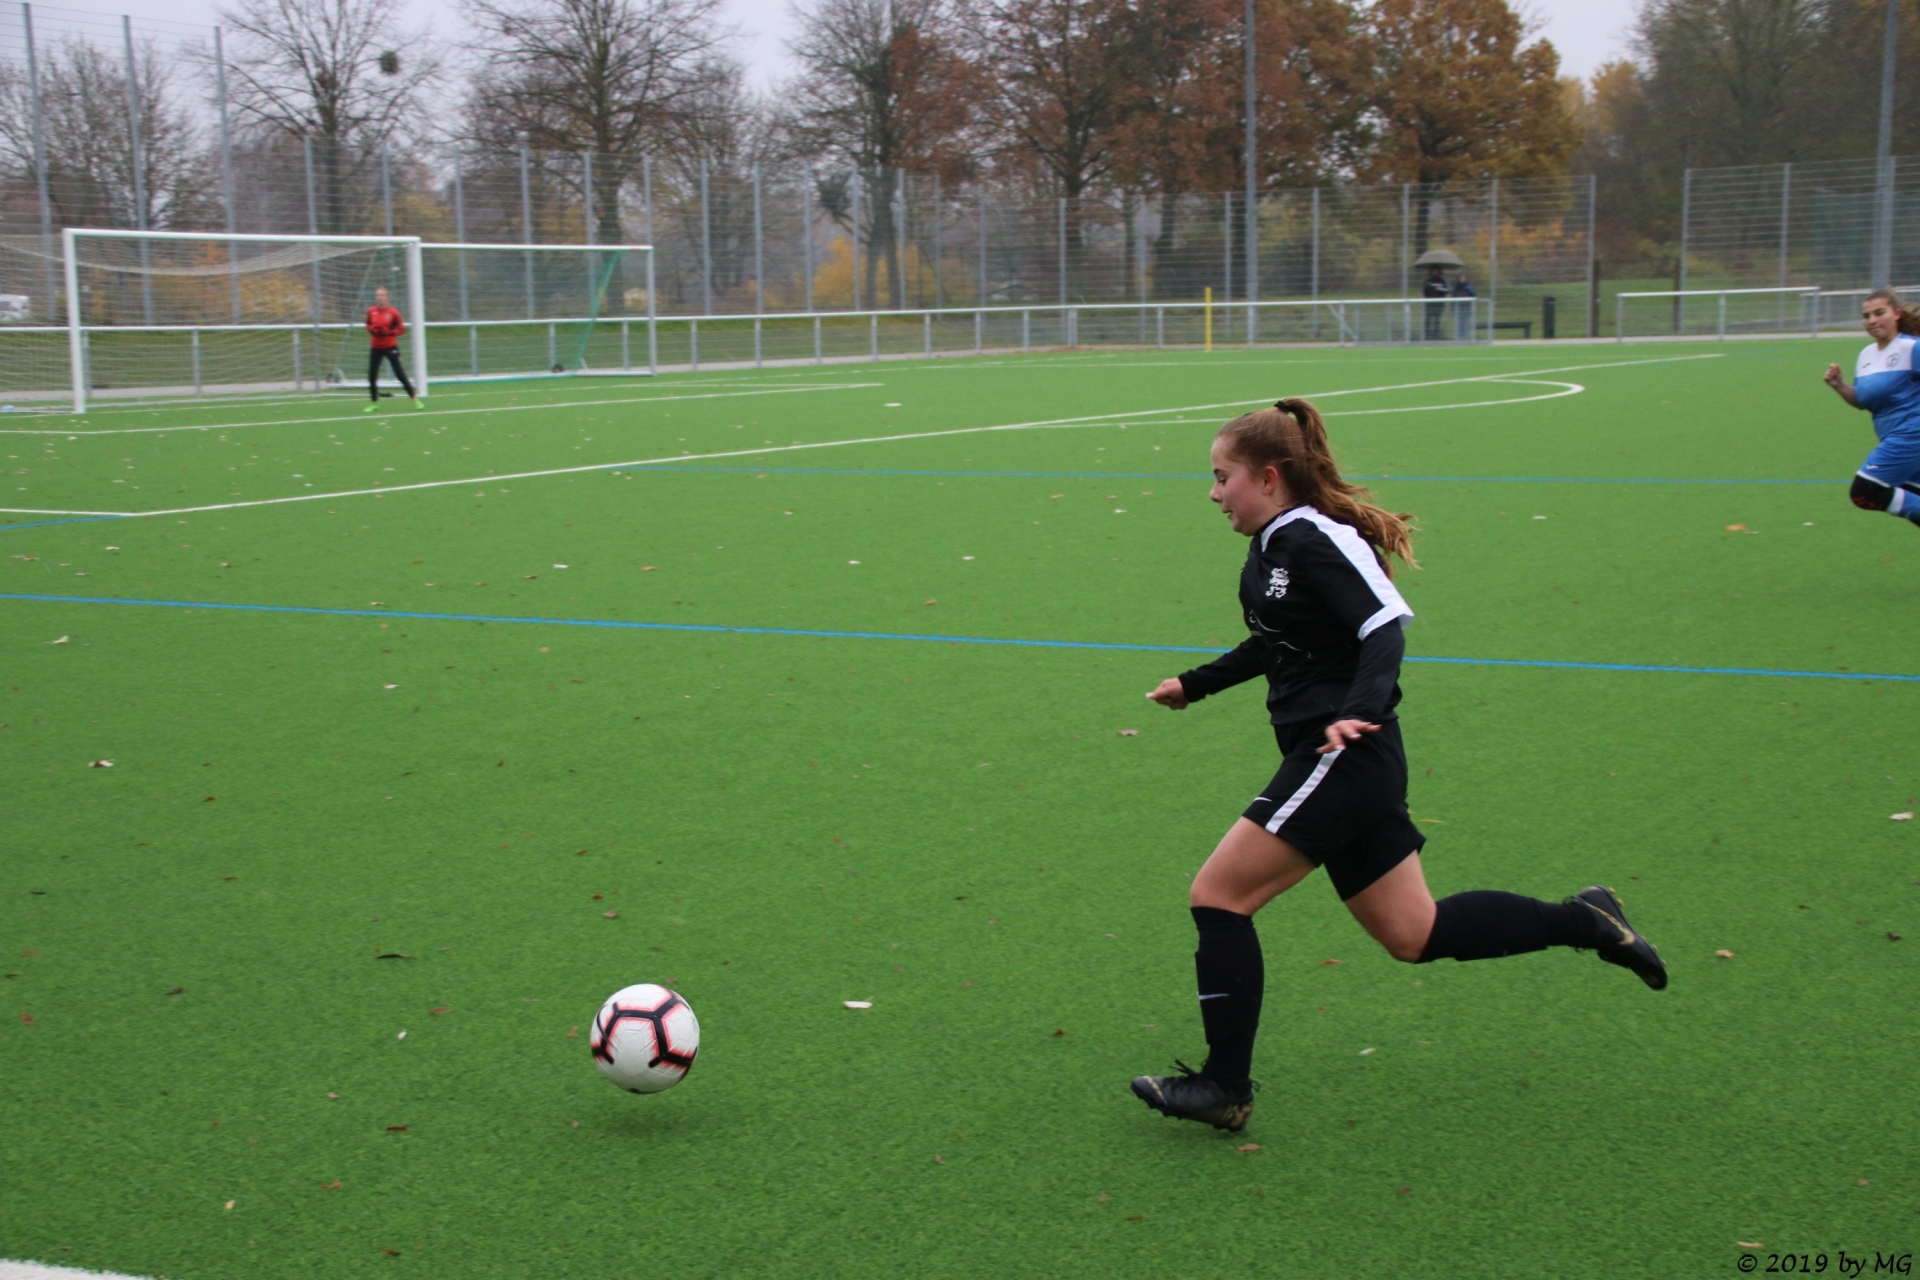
[
  {"xmin": 20, "ymin": 1012, "xmax": 33, "ymax": 1024},
  {"xmin": 397, "ymin": 1031, "xmax": 406, "ymax": 1039},
  {"xmin": 1893, "ymin": 812, "xmax": 1913, "ymax": 821},
  {"xmin": 1236, "ymin": 1143, "xmax": 1260, "ymax": 1152},
  {"xmin": 1053, "ymin": 1029, "xmax": 1065, "ymax": 1036},
  {"xmin": 1715, "ymin": 949, "xmax": 1736, "ymax": 958},
  {"xmin": 1738, "ymin": 1242, "xmax": 1764, "ymax": 1249},
  {"xmin": 602, "ymin": 910, "xmax": 619, "ymax": 919},
  {"xmin": 326, "ymin": 1092, "xmax": 339, "ymax": 1100},
  {"xmin": 382, "ymin": 684, "xmax": 398, "ymax": 690},
  {"xmin": 553, "ymin": 564, "xmax": 568, "ymax": 569},
  {"xmin": 1857, "ymin": 1179, "xmax": 1871, "ymax": 1186},
  {"xmin": 1725, "ymin": 524, "xmax": 1748, "ymax": 531},
  {"xmin": 386, "ymin": 1126, "xmax": 408, "ymax": 1132},
  {"xmin": 1097, "ymin": 1193, "xmax": 1110, "ymax": 1203},
  {"xmin": 89, "ymin": 760, "xmax": 112, "ymax": 768},
  {"xmin": 203, "ymin": 796, "xmax": 216, "ymax": 802},
  {"xmin": 640, "ymin": 565, "xmax": 656, "ymax": 572},
  {"xmin": 933, "ymin": 1155, "xmax": 944, "ymax": 1164},
  {"xmin": 843, "ymin": 1000, "xmax": 873, "ymax": 1009},
  {"xmin": 923, "ymin": 598, "xmax": 937, "ymax": 606},
  {"xmin": 374, "ymin": 953, "xmax": 412, "ymax": 960},
  {"xmin": 566, "ymin": 1026, "xmax": 578, "ymax": 1038},
  {"xmin": 382, "ymin": 1249, "xmax": 400, "ymax": 1256},
  {"xmin": 46, "ymin": 636, "xmax": 67, "ymax": 645},
  {"xmin": 165, "ymin": 987, "xmax": 184, "ymax": 996},
  {"xmin": 429, "ymin": 1006, "xmax": 449, "ymax": 1016},
  {"xmin": 1117, "ymin": 729, "xmax": 1138, "ymax": 737},
  {"xmin": 1889, "ymin": 932, "xmax": 1903, "ymax": 941},
  {"xmin": 1317, "ymin": 958, "xmax": 1342, "ymax": 967},
  {"xmin": 1360, "ymin": 1047, "xmax": 1376, "ymax": 1056},
  {"xmin": 1126, "ymin": 1214, "xmax": 1145, "ymax": 1221},
  {"xmin": 224, "ymin": 1201, "xmax": 234, "ymax": 1211},
  {"xmin": 1397, "ymin": 1187, "xmax": 1411, "ymax": 1195},
  {"xmin": 320, "ymin": 1181, "xmax": 342, "ymax": 1190}
]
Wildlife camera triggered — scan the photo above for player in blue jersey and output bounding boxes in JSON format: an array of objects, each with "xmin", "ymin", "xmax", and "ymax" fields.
[{"xmin": 1825, "ymin": 288, "xmax": 1920, "ymax": 524}]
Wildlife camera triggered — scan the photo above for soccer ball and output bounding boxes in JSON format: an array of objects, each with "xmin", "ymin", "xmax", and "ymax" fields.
[{"xmin": 589, "ymin": 984, "xmax": 700, "ymax": 1093}]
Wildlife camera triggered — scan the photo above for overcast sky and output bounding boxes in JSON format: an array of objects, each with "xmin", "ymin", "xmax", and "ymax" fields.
[{"xmin": 75, "ymin": 0, "xmax": 1646, "ymax": 96}]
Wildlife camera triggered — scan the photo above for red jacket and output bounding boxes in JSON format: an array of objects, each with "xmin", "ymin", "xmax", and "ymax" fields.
[{"xmin": 366, "ymin": 305, "xmax": 404, "ymax": 349}]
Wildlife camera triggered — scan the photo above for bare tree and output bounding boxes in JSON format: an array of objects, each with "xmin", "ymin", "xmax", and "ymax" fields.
[
  {"xmin": 0, "ymin": 36, "xmax": 216, "ymax": 232},
  {"xmin": 785, "ymin": 0, "xmax": 980, "ymax": 306},
  {"xmin": 973, "ymin": 0, "xmax": 1129, "ymax": 200},
  {"xmin": 215, "ymin": 0, "xmax": 439, "ymax": 231},
  {"xmin": 459, "ymin": 0, "xmax": 732, "ymax": 245}
]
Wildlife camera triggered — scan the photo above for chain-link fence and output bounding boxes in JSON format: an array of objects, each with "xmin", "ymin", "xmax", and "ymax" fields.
[{"xmin": 1680, "ymin": 155, "xmax": 1920, "ymax": 308}]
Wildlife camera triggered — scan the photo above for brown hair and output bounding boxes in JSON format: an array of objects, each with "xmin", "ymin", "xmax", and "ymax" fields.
[
  {"xmin": 1216, "ymin": 398, "xmax": 1418, "ymax": 574},
  {"xmin": 1865, "ymin": 287, "xmax": 1920, "ymax": 335}
]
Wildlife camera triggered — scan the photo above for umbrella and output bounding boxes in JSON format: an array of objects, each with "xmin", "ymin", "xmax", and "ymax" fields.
[{"xmin": 1414, "ymin": 248, "xmax": 1466, "ymax": 269}]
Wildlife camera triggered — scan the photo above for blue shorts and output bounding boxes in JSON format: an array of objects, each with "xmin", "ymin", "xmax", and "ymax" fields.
[{"xmin": 1860, "ymin": 434, "xmax": 1920, "ymax": 488}]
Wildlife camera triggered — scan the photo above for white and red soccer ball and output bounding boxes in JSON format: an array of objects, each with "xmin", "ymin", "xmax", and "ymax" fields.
[{"xmin": 589, "ymin": 984, "xmax": 700, "ymax": 1093}]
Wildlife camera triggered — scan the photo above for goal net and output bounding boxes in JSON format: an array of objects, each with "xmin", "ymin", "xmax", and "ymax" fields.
[
  {"xmin": 419, "ymin": 243, "xmax": 650, "ymax": 381},
  {"xmin": 29, "ymin": 230, "xmax": 423, "ymax": 412}
]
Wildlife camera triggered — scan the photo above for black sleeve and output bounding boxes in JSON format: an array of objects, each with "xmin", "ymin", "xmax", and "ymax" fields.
[
  {"xmin": 1177, "ymin": 636, "xmax": 1265, "ymax": 702},
  {"xmin": 1336, "ymin": 618, "xmax": 1404, "ymax": 723}
]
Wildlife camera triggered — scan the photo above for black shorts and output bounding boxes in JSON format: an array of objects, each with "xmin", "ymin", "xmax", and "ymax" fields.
[{"xmin": 1241, "ymin": 717, "xmax": 1424, "ymax": 901}]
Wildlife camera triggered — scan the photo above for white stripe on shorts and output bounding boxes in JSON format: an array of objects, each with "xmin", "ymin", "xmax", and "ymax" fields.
[{"xmin": 1264, "ymin": 748, "xmax": 1342, "ymax": 834}]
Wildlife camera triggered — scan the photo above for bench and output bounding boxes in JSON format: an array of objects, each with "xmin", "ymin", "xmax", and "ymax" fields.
[{"xmin": 1490, "ymin": 320, "xmax": 1533, "ymax": 339}]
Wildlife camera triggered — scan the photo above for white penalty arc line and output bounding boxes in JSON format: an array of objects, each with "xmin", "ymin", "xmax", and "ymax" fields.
[
  {"xmin": 6, "ymin": 354, "xmax": 1712, "ymax": 521},
  {"xmin": 0, "ymin": 381, "xmax": 886, "ymax": 437}
]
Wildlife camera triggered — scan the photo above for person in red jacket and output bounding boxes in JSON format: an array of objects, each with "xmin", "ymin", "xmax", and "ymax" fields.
[{"xmin": 364, "ymin": 286, "xmax": 419, "ymax": 410}]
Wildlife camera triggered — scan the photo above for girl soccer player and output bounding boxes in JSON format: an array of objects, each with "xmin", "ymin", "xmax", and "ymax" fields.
[
  {"xmin": 1824, "ymin": 288, "xmax": 1920, "ymax": 523},
  {"xmin": 1129, "ymin": 399, "xmax": 1667, "ymax": 1134},
  {"xmin": 364, "ymin": 286, "xmax": 420, "ymax": 410}
]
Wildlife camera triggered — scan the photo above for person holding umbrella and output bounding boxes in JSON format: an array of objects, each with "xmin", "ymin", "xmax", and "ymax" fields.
[{"xmin": 1413, "ymin": 249, "xmax": 1466, "ymax": 343}]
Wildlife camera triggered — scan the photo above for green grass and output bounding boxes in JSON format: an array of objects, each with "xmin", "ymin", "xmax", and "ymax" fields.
[{"xmin": 3, "ymin": 341, "xmax": 1917, "ymax": 1279}]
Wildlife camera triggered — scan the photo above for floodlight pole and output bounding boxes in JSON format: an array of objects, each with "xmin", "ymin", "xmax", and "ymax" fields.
[
  {"xmin": 1244, "ymin": 0, "xmax": 1257, "ymax": 343},
  {"xmin": 406, "ymin": 237, "xmax": 427, "ymax": 398}
]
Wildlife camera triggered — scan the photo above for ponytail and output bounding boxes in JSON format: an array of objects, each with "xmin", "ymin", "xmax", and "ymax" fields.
[
  {"xmin": 1867, "ymin": 287, "xmax": 1920, "ymax": 336},
  {"xmin": 1216, "ymin": 399, "xmax": 1418, "ymax": 573}
]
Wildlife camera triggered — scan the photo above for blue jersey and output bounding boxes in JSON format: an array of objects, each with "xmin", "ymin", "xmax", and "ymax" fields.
[{"xmin": 1854, "ymin": 335, "xmax": 1920, "ymax": 438}]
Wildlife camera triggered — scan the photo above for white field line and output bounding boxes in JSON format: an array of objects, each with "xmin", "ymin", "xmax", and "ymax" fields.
[
  {"xmin": 0, "ymin": 1262, "xmax": 159, "ymax": 1280},
  {"xmin": 1115, "ymin": 379, "xmax": 1582, "ymax": 425},
  {"xmin": 18, "ymin": 354, "xmax": 1715, "ymax": 521},
  {"xmin": 0, "ymin": 382, "xmax": 884, "ymax": 437},
  {"xmin": 0, "ymin": 506, "xmax": 131, "ymax": 516}
]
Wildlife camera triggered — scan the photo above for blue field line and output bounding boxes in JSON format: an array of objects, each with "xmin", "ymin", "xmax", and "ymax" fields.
[
  {"xmin": 625, "ymin": 464, "xmax": 1830, "ymax": 486},
  {"xmin": 0, "ymin": 514, "xmax": 125, "ymax": 532},
  {"xmin": 1, "ymin": 591, "xmax": 1912, "ymax": 683}
]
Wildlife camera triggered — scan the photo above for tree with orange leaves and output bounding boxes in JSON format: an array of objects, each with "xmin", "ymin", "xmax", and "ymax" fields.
[{"xmin": 1366, "ymin": 0, "xmax": 1576, "ymax": 251}]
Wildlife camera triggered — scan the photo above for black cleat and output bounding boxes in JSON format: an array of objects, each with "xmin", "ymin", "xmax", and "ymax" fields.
[
  {"xmin": 1130, "ymin": 1061, "xmax": 1256, "ymax": 1132},
  {"xmin": 1569, "ymin": 885, "xmax": 1668, "ymax": 990}
]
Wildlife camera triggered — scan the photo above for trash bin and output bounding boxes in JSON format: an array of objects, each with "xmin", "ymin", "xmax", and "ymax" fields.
[{"xmin": 1542, "ymin": 295, "xmax": 1557, "ymax": 340}]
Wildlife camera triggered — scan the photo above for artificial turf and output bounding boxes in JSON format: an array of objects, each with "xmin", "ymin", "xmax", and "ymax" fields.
[{"xmin": 2, "ymin": 341, "xmax": 1917, "ymax": 1279}]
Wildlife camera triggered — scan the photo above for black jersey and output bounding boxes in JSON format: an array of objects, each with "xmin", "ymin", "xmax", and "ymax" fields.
[{"xmin": 1178, "ymin": 505, "xmax": 1413, "ymax": 725}]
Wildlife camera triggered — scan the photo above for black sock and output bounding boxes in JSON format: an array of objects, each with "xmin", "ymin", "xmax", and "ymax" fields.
[
  {"xmin": 1191, "ymin": 906, "xmax": 1263, "ymax": 1089},
  {"xmin": 1416, "ymin": 890, "xmax": 1601, "ymax": 963}
]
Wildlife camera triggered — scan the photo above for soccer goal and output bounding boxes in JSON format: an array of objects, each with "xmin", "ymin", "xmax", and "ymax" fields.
[
  {"xmin": 419, "ymin": 243, "xmax": 655, "ymax": 382},
  {"xmin": 48, "ymin": 228, "xmax": 426, "ymax": 413}
]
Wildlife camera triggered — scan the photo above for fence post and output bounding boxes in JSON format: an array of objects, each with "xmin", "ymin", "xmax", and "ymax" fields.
[
  {"xmin": 897, "ymin": 170, "xmax": 908, "ymax": 309},
  {"xmin": 122, "ymin": 16, "xmax": 153, "ymax": 323},
  {"xmin": 851, "ymin": 169, "xmax": 862, "ymax": 309},
  {"xmin": 753, "ymin": 161, "xmax": 763, "ymax": 320},
  {"xmin": 1311, "ymin": 186, "xmax": 1320, "ymax": 336},
  {"xmin": 646, "ymin": 242, "xmax": 657, "ymax": 375},
  {"xmin": 1399, "ymin": 182, "xmax": 1409, "ymax": 303},
  {"xmin": 1058, "ymin": 196, "xmax": 1067, "ymax": 305},
  {"xmin": 381, "ymin": 140, "xmax": 393, "ymax": 236},
  {"xmin": 1586, "ymin": 173, "xmax": 1597, "ymax": 336},
  {"xmin": 700, "ymin": 158, "xmax": 712, "ymax": 316},
  {"xmin": 977, "ymin": 185, "xmax": 987, "ymax": 306},
  {"xmin": 1779, "ymin": 162, "xmax": 1792, "ymax": 330},
  {"xmin": 1487, "ymin": 178, "xmax": 1499, "ymax": 339},
  {"xmin": 453, "ymin": 148, "xmax": 470, "ymax": 324},
  {"xmin": 1678, "ymin": 167, "xmax": 1691, "ymax": 331},
  {"xmin": 303, "ymin": 136, "xmax": 321, "ymax": 328},
  {"xmin": 213, "ymin": 23, "xmax": 239, "ymax": 320},
  {"xmin": 1222, "ymin": 191, "xmax": 1232, "ymax": 315},
  {"xmin": 803, "ymin": 163, "xmax": 815, "ymax": 313},
  {"xmin": 23, "ymin": 3, "xmax": 57, "ymax": 323},
  {"xmin": 1875, "ymin": 0, "xmax": 1898, "ymax": 288},
  {"xmin": 518, "ymin": 138, "xmax": 535, "ymax": 319}
]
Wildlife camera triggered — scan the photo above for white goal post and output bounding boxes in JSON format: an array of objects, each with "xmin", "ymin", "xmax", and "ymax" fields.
[
  {"xmin": 50, "ymin": 230, "xmax": 655, "ymax": 412},
  {"xmin": 63, "ymin": 228, "xmax": 426, "ymax": 414}
]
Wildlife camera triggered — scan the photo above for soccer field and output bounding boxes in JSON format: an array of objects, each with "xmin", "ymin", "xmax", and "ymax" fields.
[{"xmin": 3, "ymin": 341, "xmax": 1916, "ymax": 1279}]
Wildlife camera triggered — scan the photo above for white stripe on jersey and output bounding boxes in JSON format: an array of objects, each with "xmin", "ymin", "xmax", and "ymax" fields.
[
  {"xmin": 1263, "ymin": 505, "xmax": 1415, "ymax": 638},
  {"xmin": 1265, "ymin": 748, "xmax": 1342, "ymax": 833}
]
